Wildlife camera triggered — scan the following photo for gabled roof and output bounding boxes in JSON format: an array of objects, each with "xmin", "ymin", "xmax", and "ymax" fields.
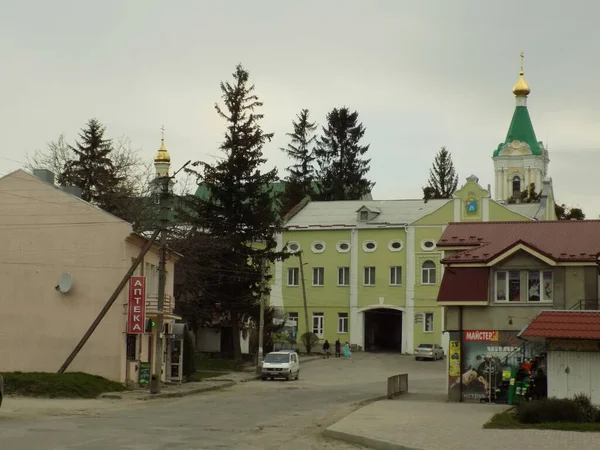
[
  {"xmin": 438, "ymin": 220, "xmax": 600, "ymax": 264},
  {"xmin": 519, "ymin": 311, "xmax": 600, "ymax": 340},
  {"xmin": 285, "ymin": 199, "xmax": 451, "ymax": 228}
]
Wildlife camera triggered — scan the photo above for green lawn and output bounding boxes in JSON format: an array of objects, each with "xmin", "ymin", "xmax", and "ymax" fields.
[
  {"xmin": 2, "ymin": 372, "xmax": 126, "ymax": 398},
  {"xmin": 484, "ymin": 409, "xmax": 600, "ymax": 432}
]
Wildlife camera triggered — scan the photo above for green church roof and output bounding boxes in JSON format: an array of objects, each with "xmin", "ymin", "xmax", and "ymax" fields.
[{"xmin": 494, "ymin": 105, "xmax": 543, "ymax": 157}]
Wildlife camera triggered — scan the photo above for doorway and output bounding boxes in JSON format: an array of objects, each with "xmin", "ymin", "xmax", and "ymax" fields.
[{"xmin": 364, "ymin": 308, "xmax": 403, "ymax": 352}]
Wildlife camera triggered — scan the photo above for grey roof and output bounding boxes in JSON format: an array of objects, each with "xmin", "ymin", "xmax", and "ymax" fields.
[
  {"xmin": 502, "ymin": 203, "xmax": 542, "ymax": 219},
  {"xmin": 285, "ymin": 199, "xmax": 451, "ymax": 228}
]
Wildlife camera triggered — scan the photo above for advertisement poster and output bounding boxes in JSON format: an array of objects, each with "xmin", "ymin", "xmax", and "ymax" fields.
[
  {"xmin": 448, "ymin": 330, "xmax": 520, "ymax": 401},
  {"xmin": 448, "ymin": 341, "xmax": 460, "ymax": 376}
]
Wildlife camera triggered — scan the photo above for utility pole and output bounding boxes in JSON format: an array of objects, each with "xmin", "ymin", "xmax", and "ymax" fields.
[
  {"xmin": 256, "ymin": 258, "xmax": 266, "ymax": 374},
  {"xmin": 298, "ymin": 251, "xmax": 310, "ymax": 351},
  {"xmin": 150, "ymin": 173, "xmax": 170, "ymax": 394}
]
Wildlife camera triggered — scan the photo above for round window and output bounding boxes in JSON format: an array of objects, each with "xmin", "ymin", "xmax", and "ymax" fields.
[
  {"xmin": 421, "ymin": 240, "xmax": 436, "ymax": 251},
  {"xmin": 337, "ymin": 241, "xmax": 350, "ymax": 252},
  {"xmin": 287, "ymin": 242, "xmax": 300, "ymax": 253},
  {"xmin": 311, "ymin": 241, "xmax": 326, "ymax": 253},
  {"xmin": 388, "ymin": 240, "xmax": 403, "ymax": 251},
  {"xmin": 363, "ymin": 241, "xmax": 377, "ymax": 252}
]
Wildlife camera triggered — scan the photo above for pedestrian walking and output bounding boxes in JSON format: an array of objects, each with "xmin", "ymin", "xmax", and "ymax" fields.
[
  {"xmin": 335, "ymin": 339, "xmax": 341, "ymax": 357},
  {"xmin": 322, "ymin": 340, "xmax": 331, "ymax": 358},
  {"xmin": 343, "ymin": 341, "xmax": 352, "ymax": 359}
]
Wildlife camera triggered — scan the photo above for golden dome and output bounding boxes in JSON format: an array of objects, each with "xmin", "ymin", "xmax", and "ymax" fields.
[
  {"xmin": 154, "ymin": 136, "xmax": 170, "ymax": 163},
  {"xmin": 512, "ymin": 52, "xmax": 530, "ymax": 97}
]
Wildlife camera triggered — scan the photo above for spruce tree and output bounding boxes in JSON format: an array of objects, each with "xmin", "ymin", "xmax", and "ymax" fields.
[
  {"xmin": 183, "ymin": 64, "xmax": 284, "ymax": 360},
  {"xmin": 280, "ymin": 109, "xmax": 318, "ymax": 214},
  {"xmin": 422, "ymin": 147, "xmax": 459, "ymax": 201},
  {"xmin": 315, "ymin": 107, "xmax": 373, "ymax": 201},
  {"xmin": 58, "ymin": 119, "xmax": 128, "ymax": 217}
]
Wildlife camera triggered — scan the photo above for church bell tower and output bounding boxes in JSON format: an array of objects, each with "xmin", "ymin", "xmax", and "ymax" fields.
[{"xmin": 493, "ymin": 53, "xmax": 550, "ymax": 202}]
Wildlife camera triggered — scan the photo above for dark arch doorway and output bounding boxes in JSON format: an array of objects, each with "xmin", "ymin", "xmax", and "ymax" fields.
[{"xmin": 364, "ymin": 308, "xmax": 403, "ymax": 352}]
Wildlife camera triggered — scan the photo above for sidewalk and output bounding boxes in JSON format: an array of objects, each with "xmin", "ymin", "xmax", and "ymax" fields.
[
  {"xmin": 101, "ymin": 355, "xmax": 323, "ymax": 401},
  {"xmin": 325, "ymin": 394, "xmax": 600, "ymax": 450}
]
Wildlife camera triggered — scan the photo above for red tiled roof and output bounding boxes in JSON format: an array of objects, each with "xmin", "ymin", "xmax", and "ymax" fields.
[
  {"xmin": 437, "ymin": 267, "xmax": 489, "ymax": 303},
  {"xmin": 520, "ymin": 311, "xmax": 600, "ymax": 340},
  {"xmin": 438, "ymin": 220, "xmax": 600, "ymax": 263}
]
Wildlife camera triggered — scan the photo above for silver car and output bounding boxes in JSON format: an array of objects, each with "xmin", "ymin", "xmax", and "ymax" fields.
[{"xmin": 414, "ymin": 343, "xmax": 444, "ymax": 361}]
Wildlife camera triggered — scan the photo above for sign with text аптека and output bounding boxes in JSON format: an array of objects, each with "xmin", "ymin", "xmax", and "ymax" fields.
[{"xmin": 127, "ymin": 276, "xmax": 146, "ymax": 334}]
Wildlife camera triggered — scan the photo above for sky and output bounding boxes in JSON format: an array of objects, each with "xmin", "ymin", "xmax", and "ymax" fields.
[{"xmin": 2, "ymin": 0, "xmax": 599, "ymax": 217}]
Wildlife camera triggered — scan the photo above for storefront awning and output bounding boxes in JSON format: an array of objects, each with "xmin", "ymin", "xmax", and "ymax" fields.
[{"xmin": 438, "ymin": 267, "xmax": 489, "ymax": 305}]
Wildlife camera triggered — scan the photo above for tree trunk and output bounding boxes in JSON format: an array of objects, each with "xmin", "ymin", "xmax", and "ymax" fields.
[{"xmin": 230, "ymin": 310, "xmax": 243, "ymax": 361}]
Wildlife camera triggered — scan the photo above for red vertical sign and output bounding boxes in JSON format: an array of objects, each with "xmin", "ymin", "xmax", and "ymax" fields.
[{"xmin": 127, "ymin": 276, "xmax": 146, "ymax": 334}]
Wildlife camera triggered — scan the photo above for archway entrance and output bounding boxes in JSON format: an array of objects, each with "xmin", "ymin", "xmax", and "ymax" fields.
[{"xmin": 364, "ymin": 308, "xmax": 403, "ymax": 352}]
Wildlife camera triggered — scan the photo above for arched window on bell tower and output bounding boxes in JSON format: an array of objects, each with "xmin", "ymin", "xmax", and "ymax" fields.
[{"xmin": 512, "ymin": 175, "xmax": 521, "ymax": 199}]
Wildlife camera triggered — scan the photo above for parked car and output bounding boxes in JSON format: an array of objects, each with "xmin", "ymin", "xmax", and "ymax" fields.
[
  {"xmin": 261, "ymin": 351, "xmax": 300, "ymax": 381},
  {"xmin": 414, "ymin": 343, "xmax": 444, "ymax": 361}
]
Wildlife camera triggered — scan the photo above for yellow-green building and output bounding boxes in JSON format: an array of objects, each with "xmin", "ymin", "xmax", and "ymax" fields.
[{"xmin": 269, "ymin": 58, "xmax": 557, "ymax": 354}]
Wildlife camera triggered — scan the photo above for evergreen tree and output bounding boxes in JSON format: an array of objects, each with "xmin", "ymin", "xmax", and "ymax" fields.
[
  {"xmin": 280, "ymin": 109, "xmax": 318, "ymax": 214},
  {"xmin": 314, "ymin": 107, "xmax": 373, "ymax": 201},
  {"xmin": 58, "ymin": 119, "xmax": 130, "ymax": 218},
  {"xmin": 181, "ymin": 64, "xmax": 285, "ymax": 360},
  {"xmin": 422, "ymin": 147, "xmax": 459, "ymax": 202}
]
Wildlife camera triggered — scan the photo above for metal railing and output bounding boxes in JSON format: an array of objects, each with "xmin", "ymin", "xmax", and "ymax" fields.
[
  {"xmin": 387, "ymin": 373, "xmax": 408, "ymax": 399},
  {"xmin": 569, "ymin": 299, "xmax": 600, "ymax": 311},
  {"xmin": 500, "ymin": 339, "xmax": 545, "ymax": 368},
  {"xmin": 146, "ymin": 294, "xmax": 175, "ymax": 315}
]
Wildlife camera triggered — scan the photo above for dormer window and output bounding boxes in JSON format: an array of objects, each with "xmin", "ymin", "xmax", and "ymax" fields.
[
  {"xmin": 359, "ymin": 210, "xmax": 369, "ymax": 221},
  {"xmin": 357, "ymin": 205, "xmax": 381, "ymax": 222}
]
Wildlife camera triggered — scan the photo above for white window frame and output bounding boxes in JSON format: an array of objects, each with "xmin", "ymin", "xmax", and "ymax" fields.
[
  {"xmin": 336, "ymin": 240, "xmax": 351, "ymax": 253},
  {"xmin": 390, "ymin": 266, "xmax": 402, "ymax": 285},
  {"xmin": 495, "ymin": 270, "xmax": 522, "ymax": 302},
  {"xmin": 288, "ymin": 312, "xmax": 298, "ymax": 327},
  {"xmin": 337, "ymin": 267, "xmax": 350, "ymax": 286},
  {"xmin": 312, "ymin": 267, "xmax": 324, "ymax": 286},
  {"xmin": 312, "ymin": 313, "xmax": 324, "ymax": 338},
  {"xmin": 337, "ymin": 312, "xmax": 349, "ymax": 333},
  {"xmin": 421, "ymin": 260, "xmax": 437, "ymax": 285},
  {"xmin": 287, "ymin": 267, "xmax": 299, "ymax": 286},
  {"xmin": 287, "ymin": 241, "xmax": 301, "ymax": 253},
  {"xmin": 311, "ymin": 241, "xmax": 326, "ymax": 254},
  {"xmin": 424, "ymin": 312, "xmax": 434, "ymax": 333},
  {"xmin": 364, "ymin": 266, "xmax": 376, "ymax": 286},
  {"xmin": 362, "ymin": 240, "xmax": 377, "ymax": 252},
  {"xmin": 388, "ymin": 240, "xmax": 403, "ymax": 251},
  {"xmin": 527, "ymin": 270, "xmax": 553, "ymax": 302},
  {"xmin": 421, "ymin": 239, "xmax": 436, "ymax": 251}
]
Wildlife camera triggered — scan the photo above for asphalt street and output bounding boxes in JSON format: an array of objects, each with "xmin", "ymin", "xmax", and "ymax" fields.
[{"xmin": 0, "ymin": 353, "xmax": 446, "ymax": 450}]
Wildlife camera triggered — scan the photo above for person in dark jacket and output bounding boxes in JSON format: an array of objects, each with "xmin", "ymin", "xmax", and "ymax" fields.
[
  {"xmin": 533, "ymin": 368, "xmax": 547, "ymax": 400},
  {"xmin": 335, "ymin": 339, "xmax": 341, "ymax": 357},
  {"xmin": 322, "ymin": 340, "xmax": 331, "ymax": 358}
]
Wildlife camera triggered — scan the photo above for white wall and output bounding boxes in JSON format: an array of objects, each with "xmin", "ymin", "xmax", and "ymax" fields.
[{"xmin": 548, "ymin": 351, "xmax": 600, "ymax": 405}]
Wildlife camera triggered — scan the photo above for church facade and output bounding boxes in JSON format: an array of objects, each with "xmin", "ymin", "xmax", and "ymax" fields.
[{"xmin": 269, "ymin": 58, "xmax": 557, "ymax": 354}]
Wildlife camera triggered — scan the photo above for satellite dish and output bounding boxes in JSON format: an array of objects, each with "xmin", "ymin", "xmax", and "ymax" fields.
[{"xmin": 57, "ymin": 273, "xmax": 73, "ymax": 293}]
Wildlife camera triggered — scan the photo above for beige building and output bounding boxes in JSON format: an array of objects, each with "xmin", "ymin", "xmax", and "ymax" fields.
[{"xmin": 0, "ymin": 169, "xmax": 181, "ymax": 384}]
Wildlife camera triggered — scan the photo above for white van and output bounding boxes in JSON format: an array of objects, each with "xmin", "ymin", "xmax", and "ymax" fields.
[{"xmin": 261, "ymin": 350, "xmax": 300, "ymax": 381}]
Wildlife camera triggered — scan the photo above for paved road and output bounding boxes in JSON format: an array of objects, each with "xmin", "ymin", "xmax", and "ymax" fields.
[{"xmin": 0, "ymin": 354, "xmax": 446, "ymax": 449}]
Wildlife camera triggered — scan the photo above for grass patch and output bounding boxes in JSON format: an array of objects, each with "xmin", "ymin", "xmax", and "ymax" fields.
[
  {"xmin": 186, "ymin": 371, "xmax": 226, "ymax": 382},
  {"xmin": 484, "ymin": 409, "xmax": 600, "ymax": 432},
  {"xmin": 194, "ymin": 358, "xmax": 246, "ymax": 372},
  {"xmin": 2, "ymin": 372, "xmax": 126, "ymax": 399}
]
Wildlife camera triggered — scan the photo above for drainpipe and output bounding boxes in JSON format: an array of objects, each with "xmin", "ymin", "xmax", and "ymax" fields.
[{"xmin": 459, "ymin": 305, "xmax": 464, "ymax": 403}]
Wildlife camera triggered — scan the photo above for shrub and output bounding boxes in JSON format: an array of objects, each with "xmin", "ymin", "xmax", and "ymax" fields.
[
  {"xmin": 517, "ymin": 395, "xmax": 600, "ymax": 424},
  {"xmin": 3, "ymin": 372, "xmax": 125, "ymax": 398}
]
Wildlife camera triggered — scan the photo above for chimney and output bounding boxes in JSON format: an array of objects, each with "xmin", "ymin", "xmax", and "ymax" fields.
[
  {"xmin": 62, "ymin": 186, "xmax": 83, "ymax": 198},
  {"xmin": 33, "ymin": 169, "xmax": 55, "ymax": 185}
]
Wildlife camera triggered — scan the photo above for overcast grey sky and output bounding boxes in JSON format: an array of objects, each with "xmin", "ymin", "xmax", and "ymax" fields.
[{"xmin": 2, "ymin": 0, "xmax": 599, "ymax": 217}]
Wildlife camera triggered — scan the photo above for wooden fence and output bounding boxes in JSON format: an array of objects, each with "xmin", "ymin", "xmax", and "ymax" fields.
[{"xmin": 387, "ymin": 373, "xmax": 408, "ymax": 399}]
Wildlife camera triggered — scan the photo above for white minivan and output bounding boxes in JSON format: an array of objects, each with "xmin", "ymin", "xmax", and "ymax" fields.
[{"xmin": 261, "ymin": 350, "xmax": 300, "ymax": 381}]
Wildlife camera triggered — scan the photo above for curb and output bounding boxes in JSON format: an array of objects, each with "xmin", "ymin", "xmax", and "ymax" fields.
[
  {"xmin": 323, "ymin": 429, "xmax": 422, "ymax": 450},
  {"xmin": 100, "ymin": 376, "xmax": 260, "ymax": 401}
]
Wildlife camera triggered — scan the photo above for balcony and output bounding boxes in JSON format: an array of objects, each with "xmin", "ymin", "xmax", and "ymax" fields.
[
  {"xmin": 146, "ymin": 294, "xmax": 175, "ymax": 316},
  {"xmin": 570, "ymin": 299, "xmax": 600, "ymax": 311}
]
